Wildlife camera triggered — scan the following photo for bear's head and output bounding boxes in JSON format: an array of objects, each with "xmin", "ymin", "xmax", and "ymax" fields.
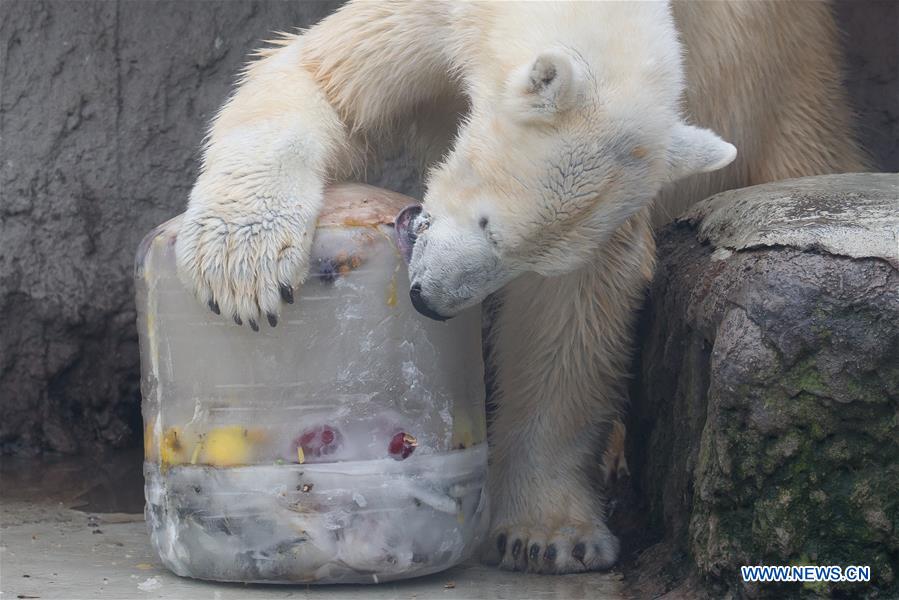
[{"xmin": 399, "ymin": 20, "xmax": 736, "ymax": 320}]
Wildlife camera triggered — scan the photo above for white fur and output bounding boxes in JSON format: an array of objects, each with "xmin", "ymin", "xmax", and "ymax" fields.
[{"xmin": 177, "ymin": 0, "xmax": 865, "ymax": 573}]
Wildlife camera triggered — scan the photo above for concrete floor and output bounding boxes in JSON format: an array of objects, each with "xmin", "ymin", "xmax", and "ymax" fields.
[{"xmin": 0, "ymin": 450, "xmax": 625, "ymax": 600}]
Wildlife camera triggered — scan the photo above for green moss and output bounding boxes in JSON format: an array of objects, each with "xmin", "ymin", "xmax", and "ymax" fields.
[
  {"xmin": 681, "ymin": 294, "xmax": 899, "ymax": 598},
  {"xmin": 784, "ymin": 356, "xmax": 830, "ymax": 398},
  {"xmin": 690, "ymin": 382, "xmax": 898, "ymax": 597},
  {"xmin": 844, "ymin": 375, "xmax": 892, "ymax": 405},
  {"xmin": 792, "ymin": 554, "xmax": 830, "ymax": 597},
  {"xmin": 808, "ymin": 421, "xmax": 826, "ymax": 441}
]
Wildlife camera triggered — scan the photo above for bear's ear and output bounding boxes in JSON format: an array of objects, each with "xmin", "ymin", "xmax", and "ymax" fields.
[
  {"xmin": 506, "ymin": 49, "xmax": 583, "ymax": 121},
  {"xmin": 666, "ymin": 123, "xmax": 737, "ymax": 181}
]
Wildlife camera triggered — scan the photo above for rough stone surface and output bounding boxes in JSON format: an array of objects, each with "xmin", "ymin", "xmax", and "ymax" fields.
[
  {"xmin": 686, "ymin": 173, "xmax": 899, "ymax": 269},
  {"xmin": 0, "ymin": 1, "xmax": 896, "ymax": 456},
  {"xmin": 630, "ymin": 174, "xmax": 899, "ymax": 597}
]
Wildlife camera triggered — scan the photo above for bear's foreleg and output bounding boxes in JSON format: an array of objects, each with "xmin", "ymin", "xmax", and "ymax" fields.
[
  {"xmin": 483, "ymin": 214, "xmax": 654, "ymax": 574},
  {"xmin": 176, "ymin": 1, "xmax": 455, "ymax": 327}
]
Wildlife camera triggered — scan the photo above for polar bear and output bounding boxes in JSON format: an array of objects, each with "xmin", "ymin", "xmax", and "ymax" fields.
[{"xmin": 175, "ymin": 0, "xmax": 865, "ymax": 574}]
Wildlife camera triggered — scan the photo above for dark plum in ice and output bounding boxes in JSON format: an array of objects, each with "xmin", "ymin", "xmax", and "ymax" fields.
[
  {"xmin": 388, "ymin": 432, "xmax": 417, "ymax": 460},
  {"xmin": 293, "ymin": 425, "xmax": 341, "ymax": 461}
]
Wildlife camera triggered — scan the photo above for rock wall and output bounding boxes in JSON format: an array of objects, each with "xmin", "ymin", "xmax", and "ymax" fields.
[
  {"xmin": 1, "ymin": 1, "xmax": 896, "ymax": 455},
  {"xmin": 0, "ymin": 0, "xmax": 362, "ymax": 454},
  {"xmin": 835, "ymin": 0, "xmax": 899, "ymax": 172}
]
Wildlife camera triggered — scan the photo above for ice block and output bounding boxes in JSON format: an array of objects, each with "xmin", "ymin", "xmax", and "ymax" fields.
[{"xmin": 135, "ymin": 184, "xmax": 489, "ymax": 584}]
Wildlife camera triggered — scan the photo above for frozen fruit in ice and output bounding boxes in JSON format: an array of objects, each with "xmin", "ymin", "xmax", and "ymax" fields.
[
  {"xmin": 143, "ymin": 417, "xmax": 157, "ymax": 461},
  {"xmin": 388, "ymin": 432, "xmax": 417, "ymax": 460},
  {"xmin": 315, "ymin": 258, "xmax": 339, "ymax": 284},
  {"xmin": 159, "ymin": 427, "xmax": 190, "ymax": 466},
  {"xmin": 201, "ymin": 426, "xmax": 256, "ymax": 467},
  {"xmin": 293, "ymin": 425, "xmax": 341, "ymax": 461},
  {"xmin": 315, "ymin": 253, "xmax": 363, "ymax": 284}
]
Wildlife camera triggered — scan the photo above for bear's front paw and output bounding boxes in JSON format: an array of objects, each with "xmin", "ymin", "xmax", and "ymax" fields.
[
  {"xmin": 484, "ymin": 520, "xmax": 619, "ymax": 574},
  {"xmin": 175, "ymin": 205, "xmax": 310, "ymax": 330}
]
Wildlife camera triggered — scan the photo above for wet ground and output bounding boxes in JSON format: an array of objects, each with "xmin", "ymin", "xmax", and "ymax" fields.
[{"xmin": 0, "ymin": 449, "xmax": 626, "ymax": 599}]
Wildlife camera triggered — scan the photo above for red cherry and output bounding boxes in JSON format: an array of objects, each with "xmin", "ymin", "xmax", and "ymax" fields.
[
  {"xmin": 321, "ymin": 428, "xmax": 335, "ymax": 445},
  {"xmin": 293, "ymin": 425, "xmax": 340, "ymax": 459},
  {"xmin": 388, "ymin": 432, "xmax": 417, "ymax": 460}
]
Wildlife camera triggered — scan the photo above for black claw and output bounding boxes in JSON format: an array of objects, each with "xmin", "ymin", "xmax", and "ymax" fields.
[
  {"xmin": 496, "ymin": 534, "xmax": 507, "ymax": 556},
  {"xmin": 572, "ymin": 542, "xmax": 586, "ymax": 562},
  {"xmin": 208, "ymin": 299, "xmax": 220, "ymax": 315},
  {"xmin": 280, "ymin": 284, "xmax": 294, "ymax": 304},
  {"xmin": 248, "ymin": 318, "xmax": 259, "ymax": 332},
  {"xmin": 233, "ymin": 315, "xmax": 243, "ymax": 326},
  {"xmin": 511, "ymin": 539, "xmax": 522, "ymax": 560},
  {"xmin": 267, "ymin": 313, "xmax": 278, "ymax": 328},
  {"xmin": 529, "ymin": 543, "xmax": 540, "ymax": 562},
  {"xmin": 544, "ymin": 544, "xmax": 557, "ymax": 562}
]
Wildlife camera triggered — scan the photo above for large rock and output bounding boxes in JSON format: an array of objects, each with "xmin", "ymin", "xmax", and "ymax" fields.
[{"xmin": 630, "ymin": 174, "xmax": 899, "ymax": 597}]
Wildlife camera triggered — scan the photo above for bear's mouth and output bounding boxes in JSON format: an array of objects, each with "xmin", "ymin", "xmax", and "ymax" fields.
[{"xmin": 408, "ymin": 282, "xmax": 450, "ymax": 321}]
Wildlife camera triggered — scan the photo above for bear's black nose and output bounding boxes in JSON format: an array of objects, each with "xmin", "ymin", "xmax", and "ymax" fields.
[{"xmin": 409, "ymin": 283, "xmax": 449, "ymax": 322}]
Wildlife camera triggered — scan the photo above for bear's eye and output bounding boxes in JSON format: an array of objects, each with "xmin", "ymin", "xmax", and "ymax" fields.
[
  {"xmin": 413, "ymin": 213, "xmax": 431, "ymax": 236},
  {"xmin": 480, "ymin": 217, "xmax": 499, "ymax": 248}
]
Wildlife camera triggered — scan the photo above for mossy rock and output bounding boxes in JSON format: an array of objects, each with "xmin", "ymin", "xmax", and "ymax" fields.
[{"xmin": 630, "ymin": 174, "xmax": 899, "ymax": 598}]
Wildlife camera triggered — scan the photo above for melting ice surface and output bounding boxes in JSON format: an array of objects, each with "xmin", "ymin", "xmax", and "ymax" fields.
[{"xmin": 135, "ymin": 208, "xmax": 488, "ymax": 584}]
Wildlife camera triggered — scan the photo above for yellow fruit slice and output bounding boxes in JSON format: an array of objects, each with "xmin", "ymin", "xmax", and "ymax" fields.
[{"xmin": 201, "ymin": 426, "xmax": 255, "ymax": 467}]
